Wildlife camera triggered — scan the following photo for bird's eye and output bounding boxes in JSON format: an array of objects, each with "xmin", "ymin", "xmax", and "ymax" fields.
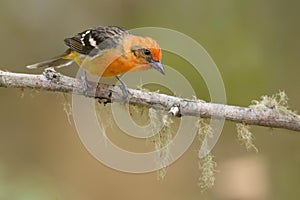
[{"xmin": 143, "ymin": 49, "xmax": 151, "ymax": 56}]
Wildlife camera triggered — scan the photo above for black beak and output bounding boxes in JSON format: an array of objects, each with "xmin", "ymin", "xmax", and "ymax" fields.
[{"xmin": 150, "ymin": 60, "xmax": 165, "ymax": 75}]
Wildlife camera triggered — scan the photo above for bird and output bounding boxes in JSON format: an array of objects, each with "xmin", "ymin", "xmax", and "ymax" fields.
[{"xmin": 26, "ymin": 26, "xmax": 165, "ymax": 97}]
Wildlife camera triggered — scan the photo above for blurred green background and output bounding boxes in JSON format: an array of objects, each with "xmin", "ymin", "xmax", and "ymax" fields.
[{"xmin": 1, "ymin": 0, "xmax": 300, "ymax": 200}]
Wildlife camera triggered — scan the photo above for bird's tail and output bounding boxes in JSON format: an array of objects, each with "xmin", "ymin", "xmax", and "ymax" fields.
[{"xmin": 26, "ymin": 49, "xmax": 74, "ymax": 69}]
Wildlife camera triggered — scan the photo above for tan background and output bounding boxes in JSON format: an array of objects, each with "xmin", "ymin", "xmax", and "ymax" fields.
[{"xmin": 1, "ymin": 1, "xmax": 300, "ymax": 199}]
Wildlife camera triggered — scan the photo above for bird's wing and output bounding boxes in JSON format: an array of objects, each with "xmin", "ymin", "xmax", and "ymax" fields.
[{"xmin": 64, "ymin": 26, "xmax": 129, "ymax": 56}]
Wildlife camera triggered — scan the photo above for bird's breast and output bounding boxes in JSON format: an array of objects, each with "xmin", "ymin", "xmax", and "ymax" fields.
[{"xmin": 75, "ymin": 48, "xmax": 151, "ymax": 77}]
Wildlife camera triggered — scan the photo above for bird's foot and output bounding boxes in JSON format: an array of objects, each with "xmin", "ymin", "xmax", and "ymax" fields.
[
  {"xmin": 81, "ymin": 71, "xmax": 92, "ymax": 96},
  {"xmin": 115, "ymin": 75, "xmax": 130, "ymax": 103}
]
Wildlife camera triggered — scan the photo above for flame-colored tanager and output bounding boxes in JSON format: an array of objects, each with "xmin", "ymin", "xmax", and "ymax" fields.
[{"xmin": 27, "ymin": 26, "xmax": 164, "ymax": 94}]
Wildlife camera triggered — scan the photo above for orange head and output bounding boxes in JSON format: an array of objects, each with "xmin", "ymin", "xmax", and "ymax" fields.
[{"xmin": 122, "ymin": 35, "xmax": 164, "ymax": 75}]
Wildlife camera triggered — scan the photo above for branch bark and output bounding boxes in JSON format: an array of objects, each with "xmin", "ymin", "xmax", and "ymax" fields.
[{"xmin": 1, "ymin": 68, "xmax": 300, "ymax": 132}]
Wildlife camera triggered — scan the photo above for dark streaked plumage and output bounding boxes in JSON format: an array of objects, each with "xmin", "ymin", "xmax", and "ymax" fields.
[{"xmin": 64, "ymin": 26, "xmax": 129, "ymax": 56}]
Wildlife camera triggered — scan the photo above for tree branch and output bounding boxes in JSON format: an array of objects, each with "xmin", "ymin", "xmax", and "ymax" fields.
[{"xmin": 1, "ymin": 68, "xmax": 300, "ymax": 132}]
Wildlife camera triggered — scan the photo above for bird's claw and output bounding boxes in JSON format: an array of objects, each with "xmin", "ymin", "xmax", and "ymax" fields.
[
  {"xmin": 81, "ymin": 71, "xmax": 91, "ymax": 96},
  {"xmin": 116, "ymin": 75, "xmax": 130, "ymax": 103},
  {"xmin": 120, "ymin": 86, "xmax": 130, "ymax": 103}
]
